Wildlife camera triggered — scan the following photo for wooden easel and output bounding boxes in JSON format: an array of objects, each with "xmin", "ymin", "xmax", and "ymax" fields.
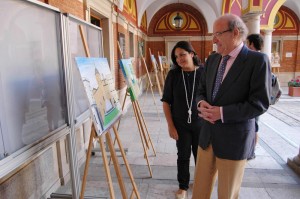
[
  {"xmin": 80, "ymin": 124, "xmax": 140, "ymax": 199},
  {"xmin": 116, "ymin": 41, "xmax": 128, "ymax": 130},
  {"xmin": 157, "ymin": 52, "xmax": 167, "ymax": 82},
  {"xmin": 79, "ymin": 25, "xmax": 140, "ymax": 199},
  {"xmin": 120, "ymin": 86, "xmax": 156, "ymax": 175},
  {"xmin": 117, "ymin": 55, "xmax": 157, "ymax": 176},
  {"xmin": 138, "ymin": 46, "xmax": 160, "ymax": 119},
  {"xmin": 156, "ymin": 51, "xmax": 165, "ymax": 87},
  {"xmin": 149, "ymin": 48, "xmax": 162, "ymax": 97}
]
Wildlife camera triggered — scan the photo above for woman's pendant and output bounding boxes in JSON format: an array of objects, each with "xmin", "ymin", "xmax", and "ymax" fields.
[{"xmin": 187, "ymin": 109, "xmax": 192, "ymax": 124}]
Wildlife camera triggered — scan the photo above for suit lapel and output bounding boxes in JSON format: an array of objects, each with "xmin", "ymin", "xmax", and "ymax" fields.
[{"xmin": 214, "ymin": 46, "xmax": 249, "ymax": 102}]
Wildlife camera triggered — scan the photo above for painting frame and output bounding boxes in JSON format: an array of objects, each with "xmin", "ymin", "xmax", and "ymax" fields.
[
  {"xmin": 119, "ymin": 58, "xmax": 141, "ymax": 101},
  {"xmin": 75, "ymin": 57, "xmax": 121, "ymax": 135}
]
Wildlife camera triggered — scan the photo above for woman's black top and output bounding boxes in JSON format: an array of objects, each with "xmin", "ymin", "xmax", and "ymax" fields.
[{"xmin": 161, "ymin": 66, "xmax": 204, "ymax": 122}]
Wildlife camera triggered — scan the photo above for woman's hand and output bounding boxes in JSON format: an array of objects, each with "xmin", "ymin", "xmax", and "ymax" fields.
[{"xmin": 168, "ymin": 125, "xmax": 178, "ymax": 140}]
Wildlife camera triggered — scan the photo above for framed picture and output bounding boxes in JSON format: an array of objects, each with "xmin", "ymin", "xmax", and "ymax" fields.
[
  {"xmin": 75, "ymin": 57, "xmax": 121, "ymax": 135},
  {"xmin": 119, "ymin": 58, "xmax": 141, "ymax": 101},
  {"xmin": 158, "ymin": 56, "xmax": 168, "ymax": 70},
  {"xmin": 138, "ymin": 41, "xmax": 145, "ymax": 57},
  {"xmin": 118, "ymin": 33, "xmax": 126, "ymax": 58},
  {"xmin": 271, "ymin": 40, "xmax": 281, "ymax": 66},
  {"xmin": 271, "ymin": 40, "xmax": 281, "ymax": 57}
]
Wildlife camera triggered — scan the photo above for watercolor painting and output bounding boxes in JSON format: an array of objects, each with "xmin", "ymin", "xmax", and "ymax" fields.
[
  {"xmin": 75, "ymin": 57, "xmax": 121, "ymax": 135},
  {"xmin": 119, "ymin": 59, "xmax": 141, "ymax": 101}
]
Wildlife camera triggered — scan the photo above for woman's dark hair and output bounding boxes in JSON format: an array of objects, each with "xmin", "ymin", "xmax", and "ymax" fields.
[
  {"xmin": 171, "ymin": 41, "xmax": 201, "ymax": 67},
  {"xmin": 247, "ymin": 34, "xmax": 264, "ymax": 51}
]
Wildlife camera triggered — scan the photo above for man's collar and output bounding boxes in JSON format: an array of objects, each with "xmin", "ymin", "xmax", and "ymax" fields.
[{"xmin": 228, "ymin": 42, "xmax": 244, "ymax": 58}]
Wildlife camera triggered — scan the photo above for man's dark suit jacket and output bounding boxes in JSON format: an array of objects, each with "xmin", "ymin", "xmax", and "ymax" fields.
[{"xmin": 196, "ymin": 45, "xmax": 272, "ymax": 160}]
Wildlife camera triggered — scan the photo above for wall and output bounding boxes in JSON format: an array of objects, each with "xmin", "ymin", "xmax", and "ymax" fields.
[
  {"xmin": 0, "ymin": 140, "xmax": 61, "ymax": 198},
  {"xmin": 4, "ymin": 1, "xmax": 300, "ymax": 198},
  {"xmin": 48, "ymin": 0, "xmax": 84, "ymax": 19},
  {"xmin": 0, "ymin": 1, "xmax": 92, "ymax": 198},
  {"xmin": 269, "ymin": 6, "xmax": 300, "ymax": 84}
]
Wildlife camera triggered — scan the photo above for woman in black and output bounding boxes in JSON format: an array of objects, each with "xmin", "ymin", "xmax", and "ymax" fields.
[{"xmin": 161, "ymin": 41, "xmax": 203, "ymax": 199}]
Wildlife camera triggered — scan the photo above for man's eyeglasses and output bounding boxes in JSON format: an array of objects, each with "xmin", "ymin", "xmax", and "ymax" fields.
[{"xmin": 212, "ymin": 29, "xmax": 232, "ymax": 37}]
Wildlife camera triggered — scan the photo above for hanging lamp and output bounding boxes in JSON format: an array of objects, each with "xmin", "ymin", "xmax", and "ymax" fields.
[{"xmin": 173, "ymin": 0, "xmax": 183, "ymax": 29}]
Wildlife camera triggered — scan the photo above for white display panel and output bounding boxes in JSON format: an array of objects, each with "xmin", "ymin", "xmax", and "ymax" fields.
[
  {"xmin": 68, "ymin": 15, "xmax": 103, "ymax": 121},
  {"xmin": 0, "ymin": 0, "xmax": 67, "ymax": 158}
]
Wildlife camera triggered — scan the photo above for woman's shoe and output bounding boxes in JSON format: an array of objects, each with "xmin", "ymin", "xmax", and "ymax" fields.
[{"xmin": 175, "ymin": 189, "xmax": 187, "ymax": 199}]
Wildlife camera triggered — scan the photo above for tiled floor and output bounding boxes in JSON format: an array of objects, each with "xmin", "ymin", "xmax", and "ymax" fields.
[{"xmin": 53, "ymin": 87, "xmax": 300, "ymax": 199}]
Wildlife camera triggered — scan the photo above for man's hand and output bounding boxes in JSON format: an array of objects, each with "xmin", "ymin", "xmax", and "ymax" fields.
[{"xmin": 198, "ymin": 101, "xmax": 221, "ymax": 124}]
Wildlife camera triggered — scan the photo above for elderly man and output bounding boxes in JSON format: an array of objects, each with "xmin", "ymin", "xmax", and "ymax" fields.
[{"xmin": 192, "ymin": 14, "xmax": 271, "ymax": 199}]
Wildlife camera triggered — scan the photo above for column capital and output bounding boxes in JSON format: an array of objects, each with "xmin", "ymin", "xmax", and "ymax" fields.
[
  {"xmin": 241, "ymin": 12, "xmax": 262, "ymax": 23},
  {"xmin": 242, "ymin": 12, "xmax": 263, "ymax": 35},
  {"xmin": 261, "ymin": 29, "xmax": 274, "ymax": 34}
]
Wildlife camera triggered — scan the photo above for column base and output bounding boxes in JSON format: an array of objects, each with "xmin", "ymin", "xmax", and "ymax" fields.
[{"xmin": 287, "ymin": 155, "xmax": 300, "ymax": 175}]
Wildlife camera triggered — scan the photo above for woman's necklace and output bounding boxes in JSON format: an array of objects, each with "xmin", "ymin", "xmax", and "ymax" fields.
[{"xmin": 181, "ymin": 67, "xmax": 196, "ymax": 123}]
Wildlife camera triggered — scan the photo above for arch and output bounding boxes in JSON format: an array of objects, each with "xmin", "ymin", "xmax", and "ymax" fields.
[
  {"xmin": 273, "ymin": 6, "xmax": 299, "ymax": 35},
  {"xmin": 137, "ymin": 0, "xmax": 218, "ymax": 33},
  {"xmin": 120, "ymin": 0, "xmax": 138, "ymax": 26},
  {"xmin": 140, "ymin": 12, "xmax": 147, "ymax": 33},
  {"xmin": 148, "ymin": 3, "xmax": 208, "ymax": 36},
  {"xmin": 266, "ymin": 0, "xmax": 287, "ymax": 30}
]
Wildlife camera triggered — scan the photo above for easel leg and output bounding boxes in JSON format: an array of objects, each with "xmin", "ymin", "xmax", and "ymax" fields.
[
  {"xmin": 132, "ymin": 101, "xmax": 149, "ymax": 149},
  {"xmin": 142, "ymin": 80, "xmax": 149, "ymax": 104},
  {"xmin": 117, "ymin": 91, "xmax": 128, "ymax": 130},
  {"xmin": 141, "ymin": 75, "xmax": 160, "ymax": 120},
  {"xmin": 159, "ymin": 71, "xmax": 164, "ymax": 88},
  {"xmin": 98, "ymin": 134, "xmax": 116, "ymax": 199},
  {"xmin": 110, "ymin": 91, "xmax": 129, "ymax": 165},
  {"xmin": 130, "ymin": 191, "xmax": 135, "ymax": 199},
  {"xmin": 80, "ymin": 128, "xmax": 94, "ymax": 199},
  {"xmin": 135, "ymin": 100, "xmax": 156, "ymax": 156},
  {"xmin": 112, "ymin": 126, "xmax": 141, "ymax": 199},
  {"xmin": 80, "ymin": 128, "xmax": 116, "ymax": 199},
  {"xmin": 155, "ymin": 72, "xmax": 162, "ymax": 97},
  {"xmin": 149, "ymin": 81, "xmax": 160, "ymax": 120},
  {"xmin": 132, "ymin": 101, "xmax": 153, "ymax": 177},
  {"xmin": 106, "ymin": 132, "xmax": 128, "ymax": 199}
]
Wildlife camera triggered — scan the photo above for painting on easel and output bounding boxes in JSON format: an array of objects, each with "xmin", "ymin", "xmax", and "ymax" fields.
[
  {"xmin": 75, "ymin": 57, "xmax": 121, "ymax": 135},
  {"xmin": 158, "ymin": 56, "xmax": 168, "ymax": 69},
  {"xmin": 119, "ymin": 59, "xmax": 141, "ymax": 101},
  {"xmin": 150, "ymin": 54, "xmax": 159, "ymax": 73},
  {"xmin": 158, "ymin": 55, "xmax": 170, "ymax": 78}
]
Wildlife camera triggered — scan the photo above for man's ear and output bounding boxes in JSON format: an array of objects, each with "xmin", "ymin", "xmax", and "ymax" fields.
[{"xmin": 233, "ymin": 27, "xmax": 239, "ymax": 37}]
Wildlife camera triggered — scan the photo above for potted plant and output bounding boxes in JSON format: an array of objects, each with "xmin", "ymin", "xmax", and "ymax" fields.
[{"xmin": 288, "ymin": 76, "xmax": 300, "ymax": 97}]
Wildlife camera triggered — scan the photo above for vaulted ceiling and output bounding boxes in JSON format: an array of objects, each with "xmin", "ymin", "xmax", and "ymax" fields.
[{"xmin": 135, "ymin": 0, "xmax": 300, "ymax": 33}]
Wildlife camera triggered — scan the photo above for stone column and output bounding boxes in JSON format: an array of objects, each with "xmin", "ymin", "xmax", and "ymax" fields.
[
  {"xmin": 242, "ymin": 13, "xmax": 261, "ymax": 34},
  {"xmin": 288, "ymin": 146, "xmax": 300, "ymax": 175},
  {"xmin": 262, "ymin": 29, "xmax": 274, "ymax": 60}
]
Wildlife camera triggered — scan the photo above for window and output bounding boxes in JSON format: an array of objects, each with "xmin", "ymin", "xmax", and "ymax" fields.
[
  {"xmin": 138, "ymin": 41, "xmax": 145, "ymax": 57},
  {"xmin": 119, "ymin": 33, "xmax": 126, "ymax": 58},
  {"xmin": 129, "ymin": 32, "xmax": 134, "ymax": 57},
  {"xmin": 91, "ymin": 15, "xmax": 101, "ymax": 27}
]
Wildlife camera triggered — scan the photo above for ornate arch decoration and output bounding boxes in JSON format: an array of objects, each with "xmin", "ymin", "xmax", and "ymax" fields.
[
  {"xmin": 273, "ymin": 6, "xmax": 299, "ymax": 35},
  {"xmin": 148, "ymin": 3, "xmax": 208, "ymax": 36},
  {"xmin": 119, "ymin": 0, "xmax": 138, "ymax": 26},
  {"xmin": 222, "ymin": 0, "xmax": 290, "ymax": 31},
  {"xmin": 140, "ymin": 12, "xmax": 147, "ymax": 33},
  {"xmin": 222, "ymin": 0, "xmax": 242, "ymax": 15}
]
